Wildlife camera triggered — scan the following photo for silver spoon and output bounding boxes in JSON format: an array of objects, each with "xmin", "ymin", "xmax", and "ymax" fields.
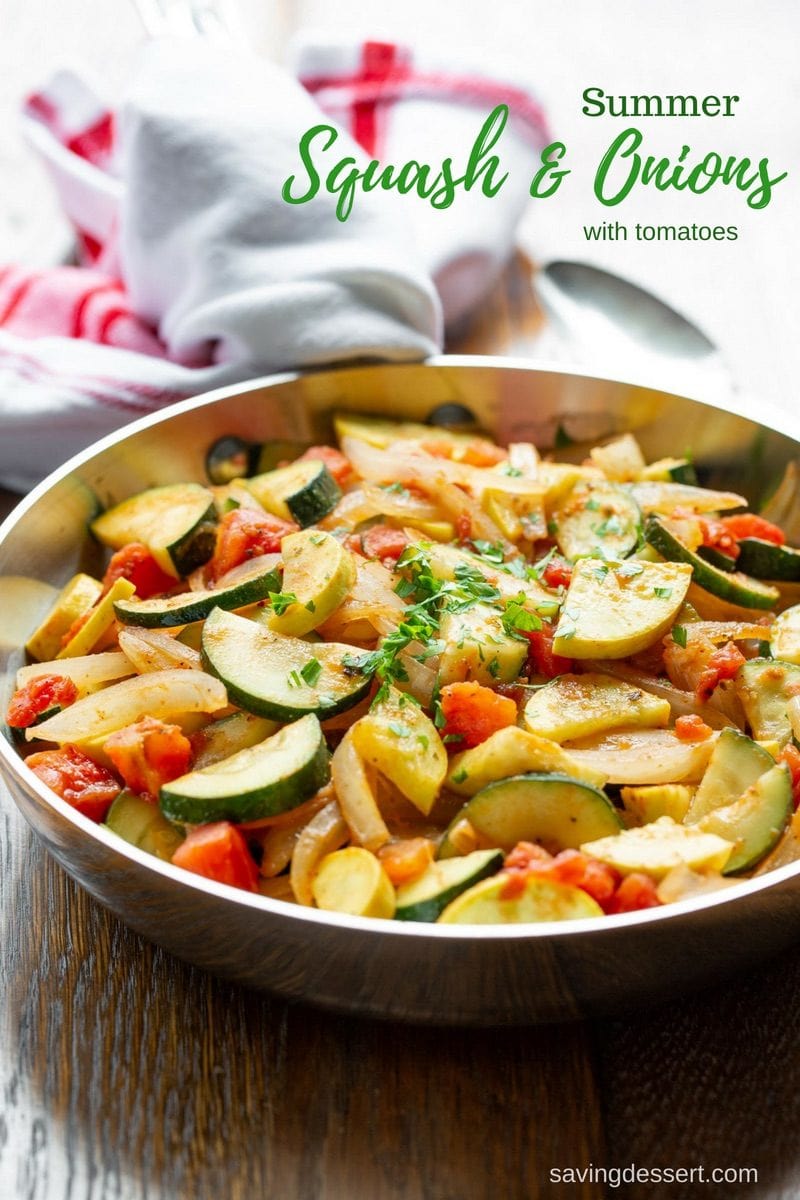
[{"xmin": 533, "ymin": 259, "xmax": 734, "ymax": 404}]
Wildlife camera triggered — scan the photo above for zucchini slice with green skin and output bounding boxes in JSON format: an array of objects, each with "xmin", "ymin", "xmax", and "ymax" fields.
[
  {"xmin": 644, "ymin": 516, "xmax": 779, "ymax": 610},
  {"xmin": 770, "ymin": 606, "xmax": 800, "ymax": 664},
  {"xmin": 91, "ymin": 483, "xmax": 218, "ymax": 578},
  {"xmin": 697, "ymin": 546, "xmax": 737, "ymax": 572},
  {"xmin": 160, "ymin": 713, "xmax": 329, "ymax": 824},
  {"xmin": 439, "ymin": 773, "xmax": 622, "ymax": 859},
  {"xmin": 639, "ymin": 458, "xmax": 698, "ymax": 485},
  {"xmin": 201, "ymin": 608, "xmax": 372, "ymax": 720},
  {"xmin": 698, "ymin": 763, "xmax": 792, "ymax": 874},
  {"xmin": 395, "ymin": 850, "xmax": 503, "ymax": 922},
  {"xmin": 554, "ymin": 480, "xmax": 641, "ymax": 561},
  {"xmin": 105, "ymin": 789, "xmax": 184, "ymax": 860},
  {"xmin": 266, "ymin": 530, "xmax": 355, "ymax": 636},
  {"xmin": 736, "ymin": 538, "xmax": 800, "ymax": 581},
  {"xmin": 246, "ymin": 460, "xmax": 341, "ymax": 527},
  {"xmin": 685, "ymin": 727, "xmax": 776, "ymax": 823},
  {"xmin": 734, "ymin": 658, "xmax": 800, "ymax": 748},
  {"xmin": 113, "ymin": 560, "xmax": 281, "ymax": 628},
  {"xmin": 438, "ymin": 875, "xmax": 603, "ymax": 924}
]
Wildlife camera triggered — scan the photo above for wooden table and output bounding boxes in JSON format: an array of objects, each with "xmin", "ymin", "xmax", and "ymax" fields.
[{"xmin": 3, "ymin": 257, "xmax": 800, "ymax": 1200}]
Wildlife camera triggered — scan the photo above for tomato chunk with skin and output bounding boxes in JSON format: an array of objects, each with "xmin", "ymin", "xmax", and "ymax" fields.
[
  {"xmin": 721, "ymin": 513, "xmax": 785, "ymax": 546},
  {"xmin": 541, "ymin": 556, "xmax": 572, "ymax": 590},
  {"xmin": 377, "ymin": 837, "xmax": 435, "ymax": 886},
  {"xmin": 102, "ymin": 543, "xmax": 176, "ymax": 599},
  {"xmin": 6, "ymin": 674, "xmax": 78, "ymax": 729},
  {"xmin": 208, "ymin": 507, "xmax": 297, "ymax": 581},
  {"xmin": 105, "ymin": 716, "xmax": 192, "ymax": 799},
  {"xmin": 501, "ymin": 844, "xmax": 619, "ymax": 904},
  {"xmin": 779, "ymin": 744, "xmax": 800, "ymax": 810},
  {"xmin": 523, "ymin": 624, "xmax": 573, "ymax": 679},
  {"xmin": 440, "ymin": 681, "xmax": 518, "ymax": 749},
  {"xmin": 604, "ymin": 872, "xmax": 662, "ymax": 915},
  {"xmin": 171, "ymin": 822, "xmax": 259, "ymax": 892},
  {"xmin": 698, "ymin": 515, "xmax": 740, "ymax": 560},
  {"xmin": 297, "ymin": 444, "xmax": 352, "ymax": 484},
  {"xmin": 360, "ymin": 524, "xmax": 410, "ymax": 565},
  {"xmin": 26, "ymin": 745, "xmax": 120, "ymax": 822}
]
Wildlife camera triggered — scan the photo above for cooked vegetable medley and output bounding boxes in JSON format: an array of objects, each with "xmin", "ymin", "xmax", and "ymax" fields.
[{"xmin": 11, "ymin": 417, "xmax": 800, "ymax": 924}]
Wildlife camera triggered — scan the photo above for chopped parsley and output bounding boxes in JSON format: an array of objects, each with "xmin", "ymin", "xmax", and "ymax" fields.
[
  {"xmin": 672, "ymin": 624, "xmax": 688, "ymax": 648},
  {"xmin": 451, "ymin": 768, "xmax": 469, "ymax": 784},
  {"xmin": 501, "ymin": 464, "xmax": 523, "ymax": 477},
  {"xmin": 616, "ymin": 562, "xmax": 644, "ymax": 579},
  {"xmin": 270, "ymin": 590, "xmax": 298, "ymax": 615},
  {"xmin": 593, "ymin": 514, "xmax": 624, "ymax": 538},
  {"xmin": 388, "ymin": 721, "xmax": 412, "ymax": 738},
  {"xmin": 300, "ymin": 658, "xmax": 323, "ymax": 686},
  {"xmin": 653, "ymin": 586, "xmax": 672, "ymax": 600},
  {"xmin": 287, "ymin": 669, "xmax": 303, "ymax": 688}
]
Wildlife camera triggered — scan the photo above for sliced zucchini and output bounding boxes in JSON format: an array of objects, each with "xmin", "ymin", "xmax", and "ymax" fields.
[
  {"xmin": 333, "ymin": 412, "xmax": 478, "ymax": 450},
  {"xmin": 439, "ymin": 773, "xmax": 621, "ymax": 859},
  {"xmin": 522, "ymin": 672, "xmax": 669, "ymax": 743},
  {"xmin": 644, "ymin": 517, "xmax": 778, "ymax": 610},
  {"xmin": 736, "ymin": 538, "xmax": 800, "ymax": 581},
  {"xmin": 446, "ymin": 726, "xmax": 607, "ymax": 794},
  {"xmin": 698, "ymin": 763, "xmax": 791, "ymax": 874},
  {"xmin": 630, "ymin": 481, "xmax": 746, "ymax": 515},
  {"xmin": 57, "ymin": 578, "xmax": 136, "ymax": 659},
  {"xmin": 395, "ymin": 849, "xmax": 504, "ymax": 921},
  {"xmin": 25, "ymin": 573, "xmax": 102, "ymax": 661},
  {"xmin": 438, "ymin": 874, "xmax": 603, "ymax": 924},
  {"xmin": 246, "ymin": 460, "xmax": 341, "ymax": 527},
  {"xmin": 685, "ymin": 727, "xmax": 775, "ymax": 823},
  {"xmin": 201, "ymin": 608, "xmax": 371, "ymax": 720},
  {"xmin": 266, "ymin": 531, "xmax": 355, "ymax": 637},
  {"xmin": 311, "ymin": 847, "xmax": 396, "ymax": 919},
  {"xmin": 770, "ymin": 606, "xmax": 800, "ymax": 664},
  {"xmin": 581, "ymin": 816, "xmax": 733, "ymax": 878},
  {"xmin": 113, "ymin": 560, "xmax": 280, "ymax": 628},
  {"xmin": 697, "ymin": 545, "xmax": 737, "ymax": 572},
  {"xmin": 639, "ymin": 458, "xmax": 697, "ymax": 485},
  {"xmin": 91, "ymin": 483, "xmax": 217, "ymax": 579},
  {"xmin": 191, "ymin": 711, "xmax": 280, "ymax": 770},
  {"xmin": 734, "ymin": 658, "xmax": 800, "ymax": 748},
  {"xmin": 438, "ymin": 603, "xmax": 527, "ymax": 687},
  {"xmin": 552, "ymin": 557, "xmax": 692, "ymax": 659},
  {"xmin": 349, "ymin": 687, "xmax": 446, "ymax": 816},
  {"xmin": 554, "ymin": 480, "xmax": 641, "ymax": 560},
  {"xmin": 205, "ymin": 435, "xmax": 256, "ymax": 484},
  {"xmin": 621, "ymin": 784, "xmax": 694, "ymax": 825},
  {"xmin": 419, "ymin": 542, "xmax": 560, "ymax": 617},
  {"xmin": 160, "ymin": 713, "xmax": 329, "ymax": 824},
  {"xmin": 105, "ymin": 789, "xmax": 184, "ymax": 860}
]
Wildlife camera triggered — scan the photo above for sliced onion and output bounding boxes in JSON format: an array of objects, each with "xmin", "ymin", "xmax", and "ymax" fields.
[
  {"xmin": 317, "ymin": 559, "xmax": 404, "ymax": 642},
  {"xmin": 119, "ymin": 627, "xmax": 202, "ymax": 674},
  {"xmin": 213, "ymin": 553, "xmax": 281, "ymax": 591},
  {"xmin": 563, "ymin": 728, "xmax": 718, "ymax": 785},
  {"xmin": 342, "ymin": 435, "xmax": 477, "ymax": 490},
  {"xmin": 361, "ymin": 484, "xmax": 440, "ymax": 522},
  {"xmin": 508, "ymin": 442, "xmax": 540, "ymax": 476},
  {"xmin": 290, "ymin": 799, "xmax": 349, "ymax": 906},
  {"xmin": 16, "ymin": 651, "xmax": 133, "ymax": 693},
  {"xmin": 330, "ymin": 731, "xmax": 390, "ymax": 853},
  {"xmin": 429, "ymin": 478, "xmax": 513, "ymax": 550},
  {"xmin": 28, "ymin": 669, "xmax": 227, "ymax": 744},
  {"xmin": 685, "ymin": 621, "xmax": 770, "ymax": 643}
]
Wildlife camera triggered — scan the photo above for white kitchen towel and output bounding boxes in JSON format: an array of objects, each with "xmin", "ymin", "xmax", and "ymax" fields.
[{"xmin": 1, "ymin": 34, "xmax": 548, "ymax": 491}]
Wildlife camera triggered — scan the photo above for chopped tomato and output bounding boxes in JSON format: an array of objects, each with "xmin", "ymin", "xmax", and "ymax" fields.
[
  {"xmin": 697, "ymin": 516, "xmax": 739, "ymax": 560},
  {"xmin": 541, "ymin": 556, "xmax": 572, "ymax": 589},
  {"xmin": 455, "ymin": 513, "xmax": 472, "ymax": 542},
  {"xmin": 377, "ymin": 837, "xmax": 435, "ymax": 886},
  {"xmin": 695, "ymin": 641, "xmax": 746, "ymax": 703},
  {"xmin": 6, "ymin": 674, "xmax": 78, "ymax": 729},
  {"xmin": 779, "ymin": 744, "xmax": 800, "ymax": 809},
  {"xmin": 26, "ymin": 745, "xmax": 120, "ymax": 822},
  {"xmin": 105, "ymin": 717, "xmax": 192, "ymax": 798},
  {"xmin": 102, "ymin": 543, "xmax": 176, "ymax": 599},
  {"xmin": 207, "ymin": 507, "xmax": 297, "ymax": 581},
  {"xmin": 60, "ymin": 610, "xmax": 91, "ymax": 649},
  {"xmin": 523, "ymin": 624, "xmax": 573, "ymax": 679},
  {"xmin": 360, "ymin": 523, "xmax": 411, "ymax": 564},
  {"xmin": 721, "ymin": 513, "xmax": 785, "ymax": 546},
  {"xmin": 298, "ymin": 444, "xmax": 353, "ymax": 484},
  {"xmin": 500, "ymin": 844, "xmax": 619, "ymax": 905},
  {"xmin": 171, "ymin": 822, "xmax": 259, "ymax": 892},
  {"xmin": 674, "ymin": 714, "xmax": 714, "ymax": 742},
  {"xmin": 604, "ymin": 872, "xmax": 662, "ymax": 914},
  {"xmin": 439, "ymin": 681, "xmax": 518, "ymax": 749}
]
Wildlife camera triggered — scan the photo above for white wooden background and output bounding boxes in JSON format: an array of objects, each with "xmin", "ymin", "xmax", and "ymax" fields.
[{"xmin": 0, "ymin": 0, "xmax": 797, "ymax": 409}]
